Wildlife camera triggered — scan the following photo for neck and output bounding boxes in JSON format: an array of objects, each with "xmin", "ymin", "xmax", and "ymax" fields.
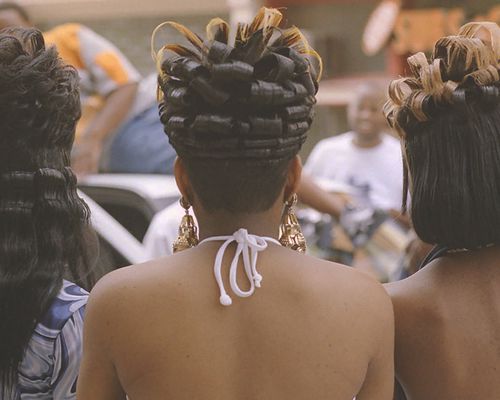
[
  {"xmin": 195, "ymin": 209, "xmax": 282, "ymax": 241},
  {"xmin": 439, "ymin": 244, "xmax": 500, "ymax": 270},
  {"xmin": 352, "ymin": 134, "xmax": 382, "ymax": 148}
]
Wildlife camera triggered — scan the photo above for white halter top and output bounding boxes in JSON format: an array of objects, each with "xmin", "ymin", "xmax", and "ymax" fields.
[{"xmin": 199, "ymin": 228, "xmax": 280, "ymax": 306}]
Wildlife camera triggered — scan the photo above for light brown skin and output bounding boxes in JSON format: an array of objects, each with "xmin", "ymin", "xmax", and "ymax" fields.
[
  {"xmin": 386, "ymin": 245, "xmax": 500, "ymax": 399},
  {"xmin": 297, "ymin": 173, "xmax": 349, "ymax": 219},
  {"xmin": 347, "ymin": 84, "xmax": 388, "ymax": 149},
  {"xmin": 0, "ymin": 8, "xmax": 137, "ymax": 176},
  {"xmin": 77, "ymin": 155, "xmax": 394, "ymax": 400},
  {"xmin": 72, "ymin": 82, "xmax": 137, "ymax": 176}
]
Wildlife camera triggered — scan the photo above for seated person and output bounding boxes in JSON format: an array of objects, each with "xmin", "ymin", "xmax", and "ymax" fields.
[
  {"xmin": 76, "ymin": 8, "xmax": 394, "ymax": 399},
  {"xmin": 0, "ymin": 2, "xmax": 176, "ymax": 175},
  {"xmin": 0, "ymin": 28, "xmax": 95, "ymax": 398},
  {"xmin": 303, "ymin": 82, "xmax": 406, "ymax": 277},
  {"xmin": 385, "ymin": 22, "xmax": 500, "ymax": 399},
  {"xmin": 305, "ymin": 82, "xmax": 403, "ymax": 213}
]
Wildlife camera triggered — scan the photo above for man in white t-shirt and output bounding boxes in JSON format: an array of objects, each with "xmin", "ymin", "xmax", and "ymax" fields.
[
  {"xmin": 301, "ymin": 82, "xmax": 406, "ymax": 279},
  {"xmin": 304, "ymin": 82, "xmax": 403, "ymax": 212}
]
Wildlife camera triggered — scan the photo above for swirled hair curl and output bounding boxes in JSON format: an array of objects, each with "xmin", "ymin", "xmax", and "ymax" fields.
[
  {"xmin": 384, "ymin": 22, "xmax": 500, "ymax": 249},
  {"xmin": 0, "ymin": 28, "xmax": 94, "ymax": 393},
  {"xmin": 153, "ymin": 7, "xmax": 322, "ymax": 212}
]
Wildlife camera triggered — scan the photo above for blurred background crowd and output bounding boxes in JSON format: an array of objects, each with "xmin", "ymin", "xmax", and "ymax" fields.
[{"xmin": 2, "ymin": 0, "xmax": 499, "ymax": 281}]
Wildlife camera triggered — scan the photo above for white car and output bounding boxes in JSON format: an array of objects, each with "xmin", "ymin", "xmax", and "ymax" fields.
[{"xmin": 78, "ymin": 174, "xmax": 180, "ymax": 277}]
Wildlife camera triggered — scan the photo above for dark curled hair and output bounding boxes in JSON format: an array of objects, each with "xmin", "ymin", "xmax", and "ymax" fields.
[
  {"xmin": 384, "ymin": 22, "xmax": 500, "ymax": 249},
  {"xmin": 154, "ymin": 8, "xmax": 321, "ymax": 212},
  {"xmin": 0, "ymin": 28, "xmax": 94, "ymax": 394}
]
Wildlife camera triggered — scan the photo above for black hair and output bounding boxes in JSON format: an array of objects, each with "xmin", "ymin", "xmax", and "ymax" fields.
[
  {"xmin": 154, "ymin": 8, "xmax": 321, "ymax": 212},
  {"xmin": 0, "ymin": 2, "xmax": 31, "ymax": 23},
  {"xmin": 385, "ymin": 25, "xmax": 500, "ymax": 249},
  {"xmin": 0, "ymin": 28, "xmax": 94, "ymax": 394}
]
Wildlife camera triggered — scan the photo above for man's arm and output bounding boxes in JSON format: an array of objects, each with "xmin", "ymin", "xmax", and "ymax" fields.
[
  {"xmin": 388, "ymin": 209, "xmax": 411, "ymax": 229},
  {"xmin": 77, "ymin": 276, "xmax": 127, "ymax": 399},
  {"xmin": 73, "ymin": 83, "xmax": 137, "ymax": 175},
  {"xmin": 71, "ymin": 25, "xmax": 141, "ymax": 175},
  {"xmin": 297, "ymin": 173, "xmax": 349, "ymax": 218}
]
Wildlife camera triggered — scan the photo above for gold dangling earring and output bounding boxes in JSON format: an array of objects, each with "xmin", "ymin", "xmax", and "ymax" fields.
[
  {"xmin": 172, "ymin": 197, "xmax": 199, "ymax": 253},
  {"xmin": 279, "ymin": 193, "xmax": 307, "ymax": 253}
]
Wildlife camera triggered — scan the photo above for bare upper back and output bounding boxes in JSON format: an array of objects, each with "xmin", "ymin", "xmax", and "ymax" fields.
[
  {"xmin": 386, "ymin": 247, "xmax": 500, "ymax": 400},
  {"xmin": 81, "ymin": 242, "xmax": 393, "ymax": 400}
]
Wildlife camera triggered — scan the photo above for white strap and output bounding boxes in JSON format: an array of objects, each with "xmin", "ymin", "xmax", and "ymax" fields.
[{"xmin": 199, "ymin": 228, "xmax": 280, "ymax": 306}]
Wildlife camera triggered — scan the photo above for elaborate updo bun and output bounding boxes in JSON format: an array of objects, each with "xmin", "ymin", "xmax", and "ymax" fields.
[
  {"xmin": 154, "ymin": 7, "xmax": 321, "ymax": 164},
  {"xmin": 153, "ymin": 8, "xmax": 322, "ymax": 212},
  {"xmin": 385, "ymin": 27, "xmax": 499, "ymax": 134},
  {"xmin": 459, "ymin": 22, "xmax": 500, "ymax": 63},
  {"xmin": 384, "ymin": 23, "xmax": 500, "ymax": 249}
]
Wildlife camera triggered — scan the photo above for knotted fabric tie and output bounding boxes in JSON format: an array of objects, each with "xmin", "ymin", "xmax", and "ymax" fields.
[{"xmin": 199, "ymin": 228, "xmax": 280, "ymax": 306}]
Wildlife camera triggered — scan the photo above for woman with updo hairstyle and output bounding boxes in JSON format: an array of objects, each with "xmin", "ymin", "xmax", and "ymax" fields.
[
  {"xmin": 385, "ymin": 22, "xmax": 500, "ymax": 399},
  {"xmin": 77, "ymin": 8, "xmax": 394, "ymax": 400},
  {"xmin": 0, "ymin": 28, "xmax": 95, "ymax": 398}
]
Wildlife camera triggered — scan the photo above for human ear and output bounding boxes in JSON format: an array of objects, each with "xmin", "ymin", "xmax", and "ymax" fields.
[
  {"xmin": 283, "ymin": 155, "xmax": 302, "ymax": 201},
  {"xmin": 173, "ymin": 157, "xmax": 195, "ymax": 204}
]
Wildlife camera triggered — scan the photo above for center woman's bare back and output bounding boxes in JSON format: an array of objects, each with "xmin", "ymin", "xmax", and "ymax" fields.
[{"xmin": 77, "ymin": 243, "xmax": 393, "ymax": 400}]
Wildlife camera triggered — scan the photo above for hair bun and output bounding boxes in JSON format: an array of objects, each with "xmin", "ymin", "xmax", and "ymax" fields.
[
  {"xmin": 154, "ymin": 7, "xmax": 322, "ymax": 162},
  {"xmin": 385, "ymin": 23, "xmax": 500, "ymax": 134}
]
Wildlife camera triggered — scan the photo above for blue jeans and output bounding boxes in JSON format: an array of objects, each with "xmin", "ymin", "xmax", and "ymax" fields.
[{"xmin": 105, "ymin": 105, "xmax": 176, "ymax": 174}]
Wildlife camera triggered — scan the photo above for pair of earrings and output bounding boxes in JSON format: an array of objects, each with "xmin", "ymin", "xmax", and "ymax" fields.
[{"xmin": 172, "ymin": 194, "xmax": 306, "ymax": 253}]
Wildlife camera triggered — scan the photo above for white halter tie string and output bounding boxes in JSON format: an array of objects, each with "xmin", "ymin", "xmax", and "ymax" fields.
[{"xmin": 199, "ymin": 228, "xmax": 280, "ymax": 306}]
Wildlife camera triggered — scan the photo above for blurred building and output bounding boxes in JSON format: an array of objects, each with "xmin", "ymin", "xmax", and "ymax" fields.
[
  {"xmin": 17, "ymin": 0, "xmax": 228, "ymax": 20},
  {"xmin": 15, "ymin": 0, "xmax": 229, "ymax": 74}
]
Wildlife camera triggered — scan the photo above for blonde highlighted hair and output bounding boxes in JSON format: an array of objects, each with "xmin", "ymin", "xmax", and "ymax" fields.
[{"xmin": 384, "ymin": 22, "xmax": 500, "ymax": 249}]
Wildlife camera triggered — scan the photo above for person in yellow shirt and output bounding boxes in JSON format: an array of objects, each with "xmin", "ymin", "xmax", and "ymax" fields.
[{"xmin": 0, "ymin": 2, "xmax": 175, "ymax": 175}]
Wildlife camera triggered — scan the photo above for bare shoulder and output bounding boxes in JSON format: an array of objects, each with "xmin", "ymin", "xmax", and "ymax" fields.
[
  {"xmin": 317, "ymin": 256, "xmax": 392, "ymax": 299},
  {"xmin": 90, "ymin": 258, "xmax": 162, "ymax": 297},
  {"xmin": 345, "ymin": 266, "xmax": 394, "ymax": 327},
  {"xmin": 84, "ymin": 263, "xmax": 147, "ymax": 327},
  {"xmin": 83, "ymin": 254, "xmax": 192, "ymax": 349},
  {"xmin": 384, "ymin": 264, "xmax": 438, "ymax": 316},
  {"xmin": 304, "ymin": 256, "xmax": 394, "ymax": 358},
  {"xmin": 87, "ymin": 253, "xmax": 188, "ymax": 315},
  {"xmin": 304, "ymin": 255, "xmax": 394, "ymax": 324}
]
